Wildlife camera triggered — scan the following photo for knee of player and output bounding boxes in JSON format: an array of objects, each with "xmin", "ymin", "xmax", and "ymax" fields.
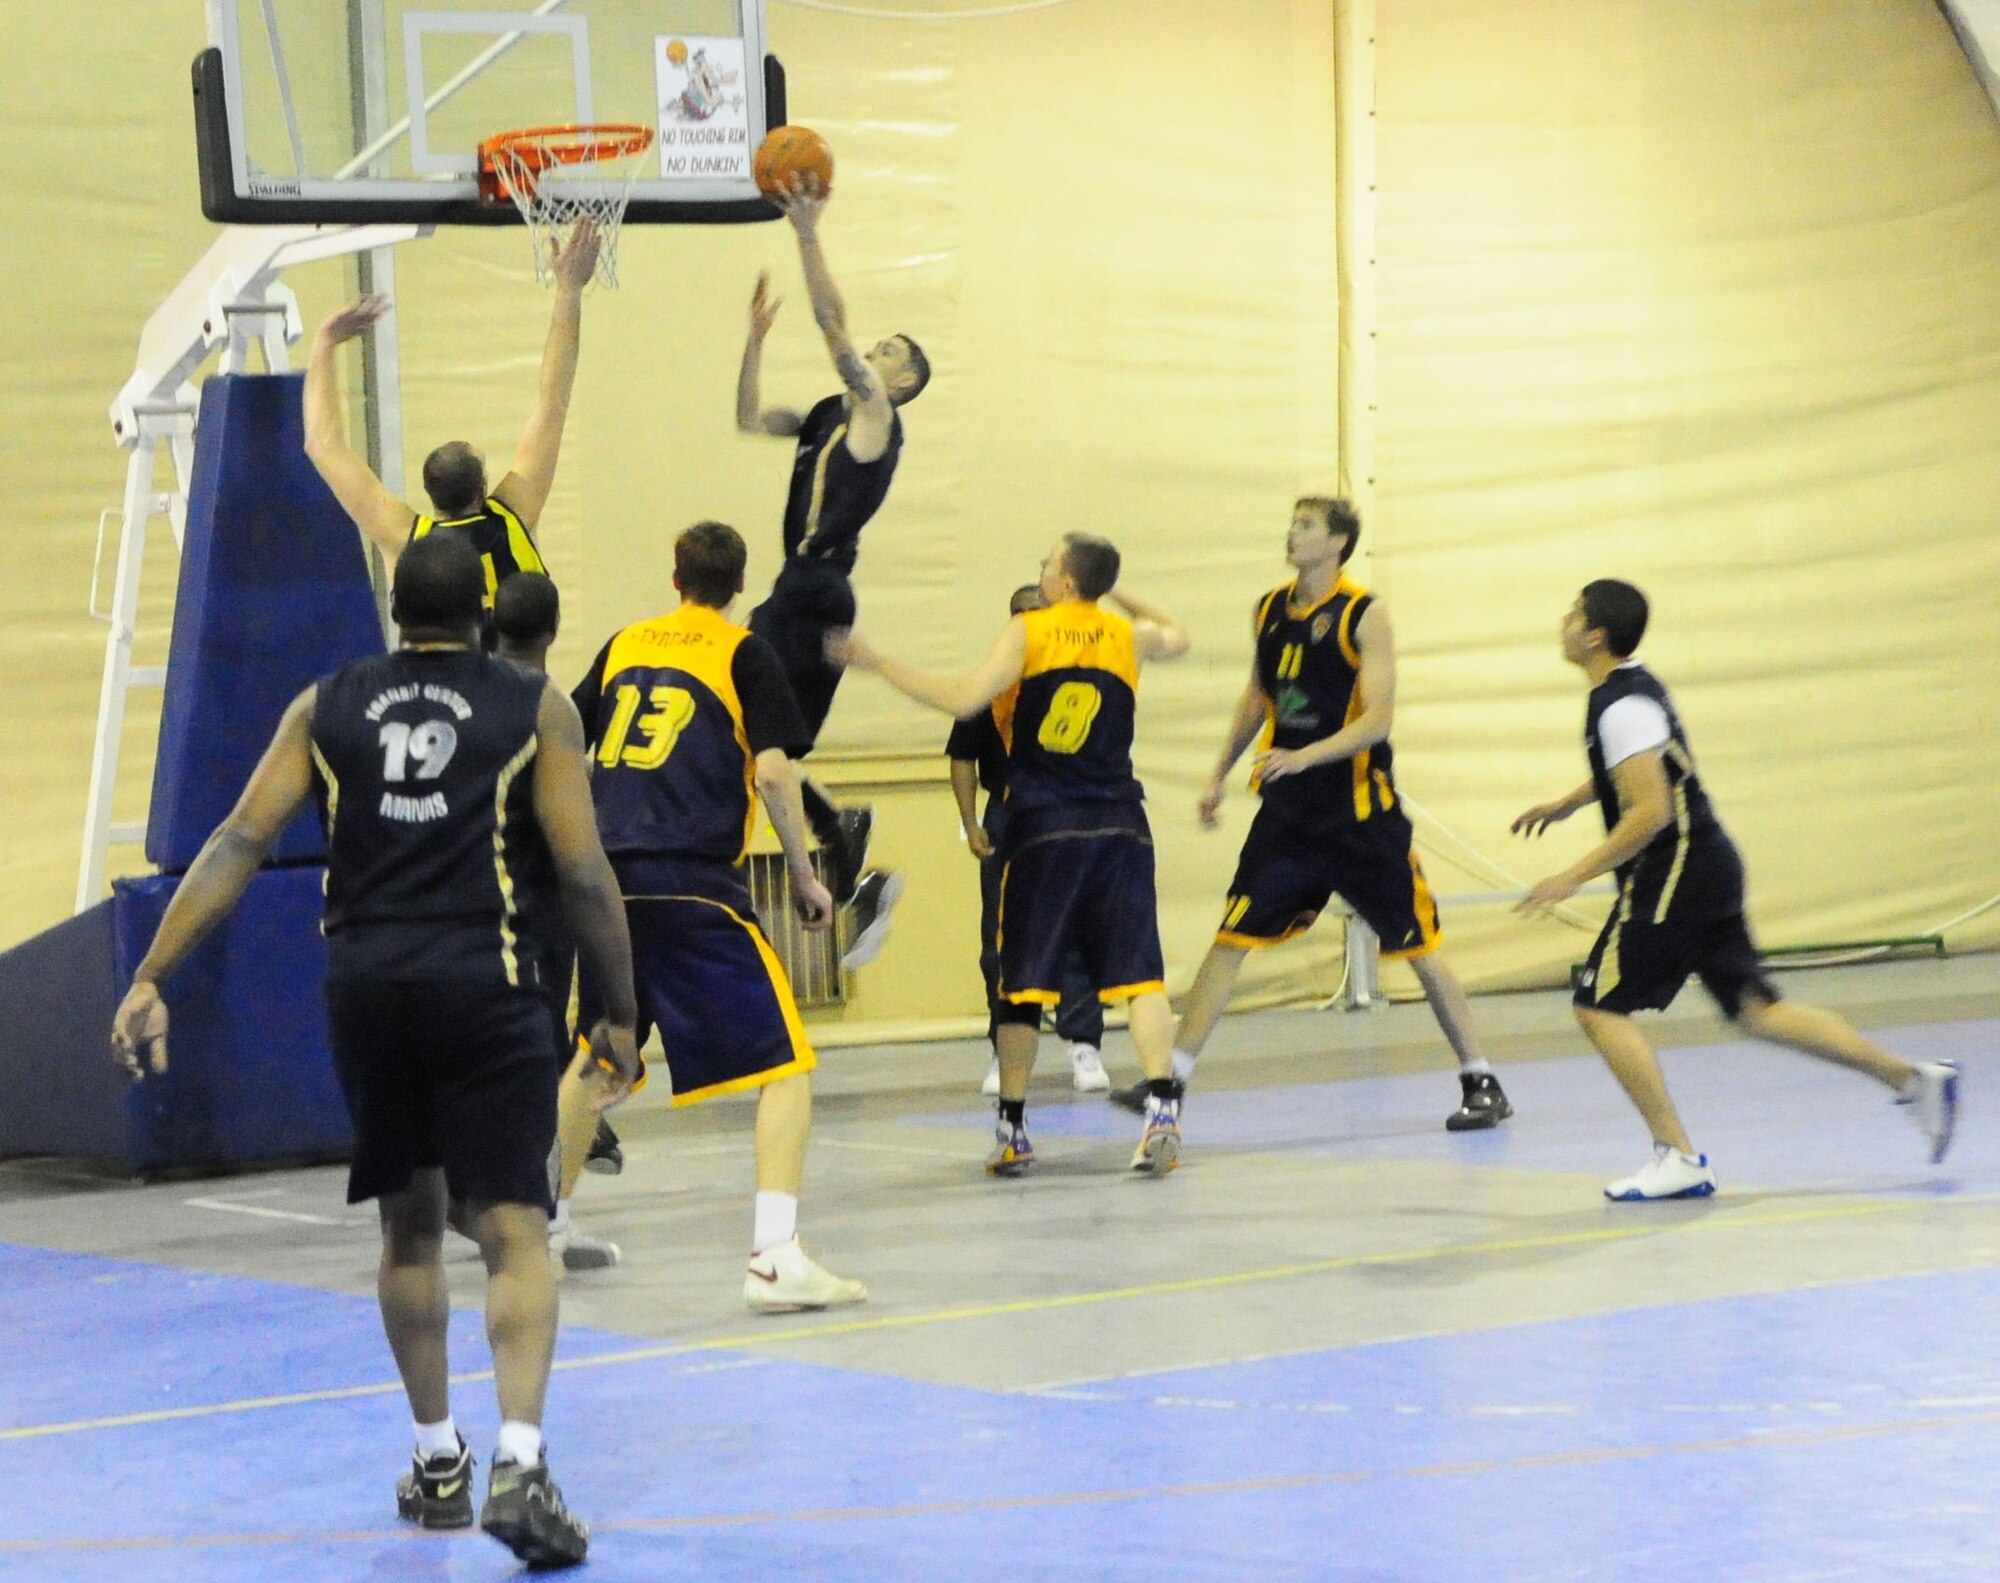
[{"xmin": 1727, "ymin": 991, "xmax": 1780, "ymax": 1035}]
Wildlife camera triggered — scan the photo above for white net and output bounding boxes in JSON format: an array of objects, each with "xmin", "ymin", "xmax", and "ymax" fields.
[{"xmin": 486, "ymin": 128, "xmax": 654, "ymax": 289}]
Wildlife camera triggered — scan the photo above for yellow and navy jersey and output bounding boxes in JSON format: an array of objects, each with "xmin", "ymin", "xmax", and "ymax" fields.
[
  {"xmin": 572, "ymin": 603, "xmax": 810, "ymax": 865},
  {"xmin": 409, "ymin": 496, "xmax": 547, "ymax": 607},
  {"xmin": 998, "ymin": 600, "xmax": 1142, "ymax": 812},
  {"xmin": 1251, "ymin": 577, "xmax": 1396, "ymax": 830},
  {"xmin": 309, "ymin": 648, "xmax": 551, "ymax": 987}
]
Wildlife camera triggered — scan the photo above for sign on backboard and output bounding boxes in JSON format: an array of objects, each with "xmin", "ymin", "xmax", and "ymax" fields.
[{"xmin": 196, "ymin": 1, "xmax": 784, "ymax": 225}]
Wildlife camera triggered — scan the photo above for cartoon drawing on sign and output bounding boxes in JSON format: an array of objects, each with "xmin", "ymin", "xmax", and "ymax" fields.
[{"xmin": 664, "ymin": 43, "xmax": 742, "ymax": 122}]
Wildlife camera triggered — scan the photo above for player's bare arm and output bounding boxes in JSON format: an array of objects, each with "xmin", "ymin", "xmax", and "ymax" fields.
[
  {"xmin": 834, "ymin": 618, "xmax": 1030, "ymax": 721},
  {"xmin": 1511, "ymin": 780, "xmax": 1597, "ymax": 838},
  {"xmin": 772, "ymin": 177, "xmax": 894, "ymax": 462},
  {"xmin": 111, "ymin": 688, "xmax": 320, "ymax": 1079},
  {"xmin": 754, "ymin": 748, "xmax": 836, "ymax": 930},
  {"xmin": 303, "ymin": 298, "xmax": 418, "ymax": 557},
  {"xmin": 949, "ymin": 757, "xmax": 993, "ymax": 857},
  {"xmin": 1258, "ymin": 601, "xmax": 1395, "ymax": 783},
  {"xmin": 1201, "ymin": 669, "xmax": 1273, "ymax": 827},
  {"xmin": 531, "ymin": 683, "xmax": 642, "ymax": 1087},
  {"xmin": 493, "ymin": 220, "xmax": 601, "ymax": 529},
  {"xmin": 1516, "ymin": 753, "xmax": 1672, "ymax": 915},
  {"xmin": 736, "ymin": 270, "xmax": 805, "ymax": 437},
  {"xmin": 1107, "ymin": 589, "xmax": 1193, "ymax": 664}
]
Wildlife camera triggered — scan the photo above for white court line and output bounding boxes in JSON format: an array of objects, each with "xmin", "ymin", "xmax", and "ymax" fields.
[{"xmin": 183, "ymin": 1198, "xmax": 344, "ymax": 1226}]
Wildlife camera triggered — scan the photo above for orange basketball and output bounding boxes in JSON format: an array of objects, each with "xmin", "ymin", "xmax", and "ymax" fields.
[
  {"xmin": 665, "ymin": 38, "xmax": 689, "ymax": 65},
  {"xmin": 753, "ymin": 125, "xmax": 834, "ymax": 200}
]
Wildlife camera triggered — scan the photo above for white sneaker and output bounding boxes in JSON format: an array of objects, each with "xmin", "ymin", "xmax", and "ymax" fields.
[
  {"xmin": 1604, "ymin": 1143, "xmax": 1717, "ymax": 1202},
  {"xmin": 744, "ymin": 1237, "xmax": 869, "ymax": 1313},
  {"xmin": 549, "ymin": 1226, "xmax": 621, "ymax": 1272},
  {"xmin": 980, "ymin": 1056, "xmax": 1001, "ymax": 1097},
  {"xmin": 1069, "ymin": 1043, "xmax": 1110, "ymax": 1092},
  {"xmin": 1907, "ymin": 1060, "xmax": 1962, "ymax": 1164},
  {"xmin": 1129, "ymin": 1099, "xmax": 1181, "ymax": 1175}
]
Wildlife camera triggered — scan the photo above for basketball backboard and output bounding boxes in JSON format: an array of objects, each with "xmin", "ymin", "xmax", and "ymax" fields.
[{"xmin": 196, "ymin": 0, "xmax": 784, "ymax": 225}]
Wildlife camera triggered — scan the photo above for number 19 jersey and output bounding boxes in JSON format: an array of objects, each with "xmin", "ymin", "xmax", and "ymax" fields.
[
  {"xmin": 310, "ymin": 648, "xmax": 548, "ymax": 985},
  {"xmin": 996, "ymin": 600, "xmax": 1142, "ymax": 813},
  {"xmin": 573, "ymin": 603, "xmax": 810, "ymax": 864}
]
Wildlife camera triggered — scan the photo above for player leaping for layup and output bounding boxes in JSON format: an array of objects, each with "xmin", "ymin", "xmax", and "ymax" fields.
[
  {"xmin": 737, "ymin": 178, "xmax": 930, "ymax": 965},
  {"xmin": 303, "ymin": 220, "xmax": 601, "ymax": 620}
]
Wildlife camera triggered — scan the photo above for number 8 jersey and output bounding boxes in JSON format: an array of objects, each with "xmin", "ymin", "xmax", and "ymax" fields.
[
  {"xmin": 996, "ymin": 600, "xmax": 1143, "ymax": 812},
  {"xmin": 572, "ymin": 602, "xmax": 810, "ymax": 863},
  {"xmin": 310, "ymin": 648, "xmax": 549, "ymax": 984}
]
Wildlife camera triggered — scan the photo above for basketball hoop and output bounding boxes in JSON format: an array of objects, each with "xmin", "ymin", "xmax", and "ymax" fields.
[{"xmin": 478, "ymin": 124, "xmax": 656, "ymax": 288}]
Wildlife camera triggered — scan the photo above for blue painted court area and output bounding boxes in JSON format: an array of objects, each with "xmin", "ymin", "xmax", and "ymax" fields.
[
  {"xmin": 3, "ymin": 1241, "xmax": 1998, "ymax": 1582},
  {"xmin": 918, "ymin": 1019, "xmax": 1999, "ymax": 1194}
]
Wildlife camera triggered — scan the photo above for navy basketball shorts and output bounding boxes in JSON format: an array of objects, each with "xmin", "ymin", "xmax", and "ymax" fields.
[
  {"xmin": 578, "ymin": 856, "xmax": 816, "ymax": 1106},
  {"xmin": 996, "ymin": 805, "xmax": 1167, "ymax": 1009},
  {"xmin": 326, "ymin": 978, "xmax": 560, "ymax": 1213},
  {"xmin": 746, "ymin": 558, "xmax": 856, "ymax": 747},
  {"xmin": 1216, "ymin": 802, "xmax": 1442, "ymax": 960},
  {"xmin": 1575, "ymin": 901, "xmax": 1779, "ymax": 1018}
]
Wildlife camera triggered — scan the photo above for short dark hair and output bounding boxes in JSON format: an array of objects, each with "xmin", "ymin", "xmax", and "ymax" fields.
[
  {"xmin": 1009, "ymin": 582, "xmax": 1045, "ymax": 616},
  {"xmin": 493, "ymin": 572, "xmax": 560, "ymax": 649},
  {"xmin": 1296, "ymin": 496, "xmax": 1362, "ymax": 564},
  {"xmin": 421, "ymin": 441, "xmax": 486, "ymax": 517},
  {"xmin": 674, "ymin": 520, "xmax": 747, "ymax": 607},
  {"xmin": 1061, "ymin": 533, "xmax": 1121, "ymax": 600},
  {"xmin": 1580, "ymin": 578, "xmax": 1649, "ymax": 658},
  {"xmin": 891, "ymin": 335, "xmax": 931, "ymax": 406},
  {"xmin": 392, "ymin": 531, "xmax": 485, "ymax": 633}
]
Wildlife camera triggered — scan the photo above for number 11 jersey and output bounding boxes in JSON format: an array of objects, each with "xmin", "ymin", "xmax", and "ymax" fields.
[{"xmin": 573, "ymin": 602, "xmax": 810, "ymax": 864}]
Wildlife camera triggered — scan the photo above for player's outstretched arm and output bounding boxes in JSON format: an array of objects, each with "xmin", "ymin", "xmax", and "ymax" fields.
[
  {"xmin": 1107, "ymin": 589, "xmax": 1192, "ymax": 663},
  {"xmin": 772, "ymin": 179, "xmax": 894, "ymax": 463},
  {"xmin": 111, "ymin": 688, "xmax": 320, "ymax": 1080},
  {"xmin": 495, "ymin": 221, "xmax": 601, "ymax": 529},
  {"xmin": 1511, "ymin": 780, "xmax": 1596, "ymax": 838},
  {"xmin": 303, "ymin": 299, "xmax": 418, "ymax": 557},
  {"xmin": 834, "ymin": 618, "xmax": 1030, "ymax": 721},
  {"xmin": 736, "ymin": 271, "xmax": 805, "ymax": 437},
  {"xmin": 754, "ymin": 749, "xmax": 835, "ymax": 929},
  {"xmin": 531, "ymin": 684, "xmax": 641, "ymax": 1085},
  {"xmin": 1200, "ymin": 671, "xmax": 1273, "ymax": 827},
  {"xmin": 1518, "ymin": 755, "xmax": 1670, "ymax": 914},
  {"xmin": 1257, "ymin": 601, "xmax": 1396, "ymax": 784}
]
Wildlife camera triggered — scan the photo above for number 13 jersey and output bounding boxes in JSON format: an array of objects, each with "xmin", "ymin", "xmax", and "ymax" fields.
[
  {"xmin": 310, "ymin": 648, "xmax": 549, "ymax": 984},
  {"xmin": 996, "ymin": 600, "xmax": 1142, "ymax": 813},
  {"xmin": 572, "ymin": 603, "xmax": 810, "ymax": 864}
]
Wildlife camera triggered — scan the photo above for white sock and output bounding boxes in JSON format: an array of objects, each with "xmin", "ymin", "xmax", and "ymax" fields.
[
  {"xmin": 496, "ymin": 1419, "xmax": 543, "ymax": 1469},
  {"xmin": 1459, "ymin": 1058, "xmax": 1493, "ymax": 1077},
  {"xmin": 1171, "ymin": 1048, "xmax": 1198, "ymax": 1084},
  {"xmin": 550, "ymin": 1199, "xmax": 572, "ymax": 1235},
  {"xmin": 752, "ymin": 1190, "xmax": 798, "ymax": 1255},
  {"xmin": 414, "ymin": 1416, "xmax": 459, "ymax": 1460}
]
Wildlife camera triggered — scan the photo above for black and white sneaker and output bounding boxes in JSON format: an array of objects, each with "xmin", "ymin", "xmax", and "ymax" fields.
[
  {"xmin": 1107, "ymin": 1079, "xmax": 1151, "ymax": 1117},
  {"xmin": 583, "ymin": 1116, "xmax": 623, "ymax": 1176},
  {"xmin": 1446, "ymin": 1071, "xmax": 1513, "ymax": 1132},
  {"xmin": 480, "ymin": 1458, "xmax": 590, "ymax": 1569},
  {"xmin": 841, "ymin": 870, "xmax": 904, "ymax": 969},
  {"xmin": 824, "ymin": 807, "xmax": 874, "ymax": 905},
  {"xmin": 396, "ymin": 1439, "xmax": 474, "ymax": 1530}
]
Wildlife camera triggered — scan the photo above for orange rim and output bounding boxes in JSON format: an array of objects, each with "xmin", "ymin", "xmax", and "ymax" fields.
[{"xmin": 477, "ymin": 123, "xmax": 656, "ymax": 200}]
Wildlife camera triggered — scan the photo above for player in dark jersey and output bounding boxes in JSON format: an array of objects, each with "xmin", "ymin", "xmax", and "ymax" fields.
[
  {"xmin": 571, "ymin": 520, "xmax": 866, "ymax": 1312},
  {"xmin": 735, "ymin": 177, "xmax": 930, "ymax": 943},
  {"xmin": 837, "ymin": 534, "xmax": 1193, "ymax": 1176},
  {"xmin": 490, "ymin": 573, "xmax": 625, "ymax": 1273},
  {"xmin": 948, "ymin": 583, "xmax": 1113, "ymax": 1096},
  {"xmin": 1109, "ymin": 497, "xmax": 1512, "ymax": 1131},
  {"xmin": 303, "ymin": 220, "xmax": 601, "ymax": 618},
  {"xmin": 1515, "ymin": 578, "xmax": 1961, "ymax": 1200},
  {"xmin": 111, "ymin": 533, "xmax": 639, "ymax": 1568}
]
